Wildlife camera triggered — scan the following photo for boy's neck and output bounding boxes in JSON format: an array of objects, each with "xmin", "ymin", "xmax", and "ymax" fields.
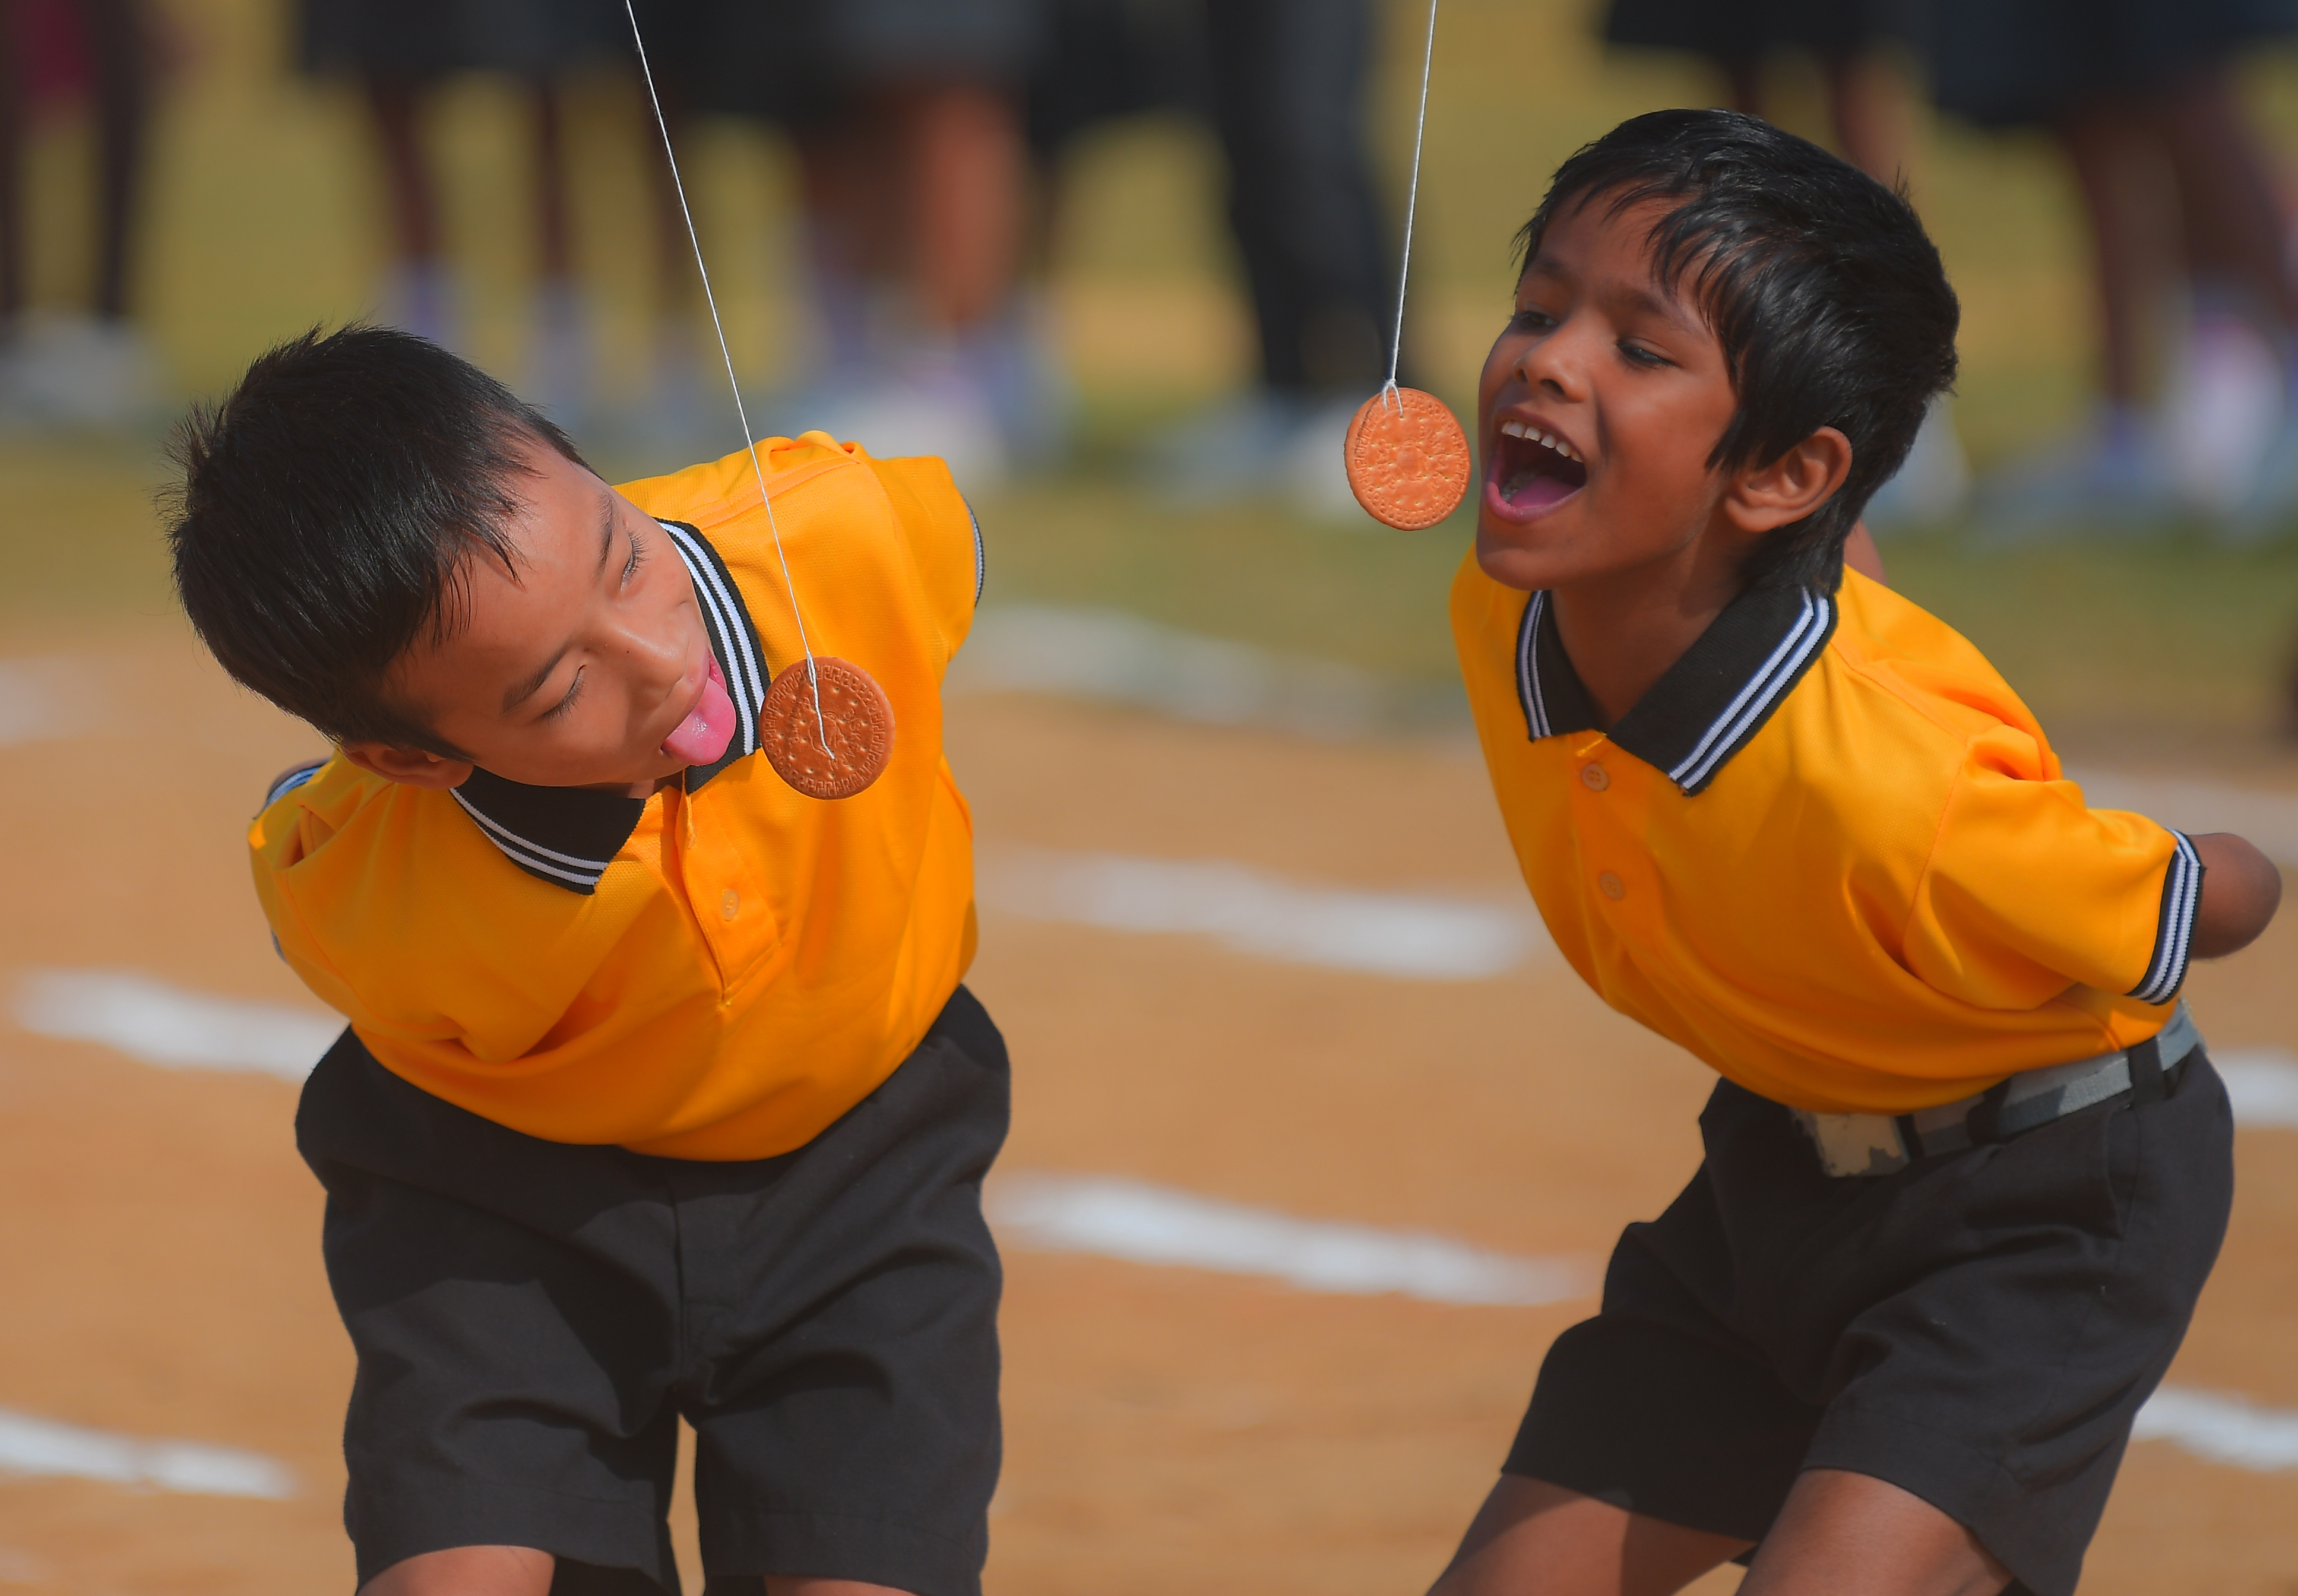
[{"xmin": 1547, "ymin": 541, "xmax": 1753, "ymax": 730}]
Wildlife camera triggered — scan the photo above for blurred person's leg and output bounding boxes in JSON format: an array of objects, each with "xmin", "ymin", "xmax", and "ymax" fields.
[
  {"xmin": 795, "ymin": 112, "xmax": 904, "ymax": 387},
  {"xmin": 1821, "ymin": 50, "xmax": 1911, "ymax": 189},
  {"xmin": 531, "ymin": 77, "xmax": 572, "ymax": 286},
  {"xmin": 524, "ymin": 76, "xmax": 588, "ymax": 427},
  {"xmin": 797, "ymin": 78, "xmax": 1025, "ymax": 366},
  {"xmin": 2151, "ymin": 62, "xmax": 2295, "ymax": 351},
  {"xmin": 1820, "ymin": 47, "xmax": 1970, "ymax": 526},
  {"xmin": 2055, "ymin": 102, "xmax": 2165, "ymax": 409},
  {"xmin": 2146, "ymin": 59, "xmax": 2298, "ymax": 532},
  {"xmin": 631, "ymin": 65, "xmax": 708, "ymax": 445},
  {"xmin": 1154, "ymin": 0, "xmax": 1391, "ymax": 514},
  {"xmin": 363, "ymin": 72, "xmax": 455, "ymax": 346},
  {"xmin": 80, "ymin": 0, "xmax": 144, "ymax": 323},
  {"xmin": 1207, "ymin": 0, "xmax": 1385, "ymax": 400},
  {"xmin": 366, "ymin": 75, "xmax": 441, "ymax": 275},
  {"xmin": 1973, "ymin": 97, "xmax": 2185, "ymax": 536},
  {"xmin": 1, "ymin": 0, "xmax": 162, "ymax": 425},
  {"xmin": 2154, "ymin": 62, "xmax": 2295, "ymax": 308},
  {"xmin": 903, "ymin": 81, "xmax": 1023, "ymax": 336},
  {"xmin": 769, "ymin": 0, "xmax": 1045, "ymax": 484},
  {"xmin": 0, "ymin": 0, "xmax": 23, "ymax": 331}
]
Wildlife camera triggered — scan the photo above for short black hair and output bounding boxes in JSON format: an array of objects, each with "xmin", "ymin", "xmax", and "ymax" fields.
[
  {"xmin": 1515, "ymin": 108, "xmax": 1960, "ymax": 590},
  {"xmin": 166, "ymin": 325, "xmax": 587, "ymax": 753}
]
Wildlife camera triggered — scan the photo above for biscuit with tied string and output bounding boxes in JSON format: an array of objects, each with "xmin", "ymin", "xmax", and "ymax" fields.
[{"xmin": 1341, "ymin": 0, "xmax": 1470, "ymax": 531}]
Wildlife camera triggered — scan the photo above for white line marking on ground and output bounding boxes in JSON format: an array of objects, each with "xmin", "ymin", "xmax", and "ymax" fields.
[
  {"xmin": 988, "ymin": 1171, "xmax": 1595, "ymax": 1306},
  {"xmin": 11, "ymin": 969, "xmax": 340, "ymax": 1082},
  {"xmin": 952, "ymin": 604, "xmax": 1459, "ymax": 737},
  {"xmin": 2214, "ymin": 1047, "xmax": 2298, "ymax": 1128},
  {"xmin": 2135, "ymin": 1386, "xmax": 2298, "ymax": 1471},
  {"xmin": 978, "ymin": 847, "xmax": 1550, "ymax": 981},
  {"xmin": 0, "ymin": 1408, "xmax": 295, "ymax": 1499}
]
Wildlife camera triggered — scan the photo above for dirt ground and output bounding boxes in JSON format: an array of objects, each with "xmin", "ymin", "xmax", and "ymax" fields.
[{"xmin": 2, "ymin": 620, "xmax": 2296, "ymax": 1594}]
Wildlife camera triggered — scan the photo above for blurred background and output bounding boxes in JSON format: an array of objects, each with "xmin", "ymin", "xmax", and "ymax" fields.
[{"xmin": 5, "ymin": 1, "xmax": 2298, "ymax": 1592}]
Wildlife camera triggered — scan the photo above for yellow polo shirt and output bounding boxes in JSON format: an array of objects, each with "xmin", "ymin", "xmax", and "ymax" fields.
[
  {"xmin": 249, "ymin": 434, "xmax": 983, "ymax": 1160},
  {"xmin": 1453, "ymin": 559, "xmax": 2201, "ymax": 1115}
]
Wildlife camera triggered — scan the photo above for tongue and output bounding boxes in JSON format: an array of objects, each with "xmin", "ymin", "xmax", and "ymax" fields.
[
  {"xmin": 1504, "ymin": 468, "xmax": 1580, "ymax": 511},
  {"xmin": 661, "ymin": 657, "xmax": 737, "ymax": 767}
]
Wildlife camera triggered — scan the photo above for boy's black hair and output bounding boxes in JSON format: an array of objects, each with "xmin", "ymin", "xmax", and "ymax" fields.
[
  {"xmin": 166, "ymin": 325, "xmax": 587, "ymax": 755},
  {"xmin": 1515, "ymin": 108, "xmax": 1960, "ymax": 590}
]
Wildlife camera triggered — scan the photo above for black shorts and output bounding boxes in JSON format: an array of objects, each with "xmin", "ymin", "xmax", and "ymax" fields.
[
  {"xmin": 1505, "ymin": 1047, "xmax": 2234, "ymax": 1596},
  {"xmin": 296, "ymin": 987, "xmax": 1009, "ymax": 1596}
]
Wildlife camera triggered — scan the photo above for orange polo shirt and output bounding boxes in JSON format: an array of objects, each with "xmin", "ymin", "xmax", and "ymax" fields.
[
  {"xmin": 249, "ymin": 434, "xmax": 982, "ymax": 1160},
  {"xmin": 1453, "ymin": 559, "xmax": 2200, "ymax": 1116}
]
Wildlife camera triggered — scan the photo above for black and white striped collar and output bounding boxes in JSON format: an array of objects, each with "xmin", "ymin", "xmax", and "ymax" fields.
[
  {"xmin": 448, "ymin": 518, "xmax": 773, "ymax": 895},
  {"xmin": 1515, "ymin": 581, "xmax": 1838, "ymax": 796}
]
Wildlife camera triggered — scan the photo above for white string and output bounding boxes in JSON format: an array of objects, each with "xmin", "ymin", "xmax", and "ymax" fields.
[
  {"xmin": 1385, "ymin": 0, "xmax": 1440, "ymax": 413},
  {"xmin": 623, "ymin": 1, "xmax": 831, "ymax": 754}
]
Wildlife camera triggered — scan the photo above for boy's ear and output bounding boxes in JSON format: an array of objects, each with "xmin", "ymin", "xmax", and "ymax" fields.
[
  {"xmin": 1720, "ymin": 426, "xmax": 1853, "ymax": 533},
  {"xmin": 340, "ymin": 742, "xmax": 476, "ymax": 791}
]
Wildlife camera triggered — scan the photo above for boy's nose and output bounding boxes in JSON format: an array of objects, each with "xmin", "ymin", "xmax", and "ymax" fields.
[
  {"xmin": 617, "ymin": 618, "xmax": 687, "ymax": 683},
  {"xmin": 1517, "ymin": 328, "xmax": 1590, "ymax": 399}
]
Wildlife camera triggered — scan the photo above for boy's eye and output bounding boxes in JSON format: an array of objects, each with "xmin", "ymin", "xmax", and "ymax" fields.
[
  {"xmin": 540, "ymin": 667, "xmax": 585, "ymax": 723},
  {"xmin": 621, "ymin": 525, "xmax": 647, "ymax": 585},
  {"xmin": 1618, "ymin": 340, "xmax": 1669, "ymax": 368},
  {"xmin": 1511, "ymin": 308, "xmax": 1555, "ymax": 332}
]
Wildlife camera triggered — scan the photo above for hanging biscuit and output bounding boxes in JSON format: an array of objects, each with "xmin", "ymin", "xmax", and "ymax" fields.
[
  {"xmin": 1346, "ymin": 0, "xmax": 1462, "ymax": 531},
  {"xmin": 759, "ymin": 657, "xmax": 894, "ymax": 799},
  {"xmin": 1345, "ymin": 387, "xmax": 1471, "ymax": 529}
]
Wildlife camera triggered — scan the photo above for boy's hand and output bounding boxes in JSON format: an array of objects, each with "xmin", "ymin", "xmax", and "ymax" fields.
[{"xmin": 2191, "ymin": 832, "xmax": 2281, "ymax": 959}]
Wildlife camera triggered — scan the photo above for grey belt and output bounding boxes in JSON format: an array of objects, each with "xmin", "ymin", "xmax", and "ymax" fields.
[{"xmin": 1792, "ymin": 1003, "xmax": 2202, "ymax": 1178}]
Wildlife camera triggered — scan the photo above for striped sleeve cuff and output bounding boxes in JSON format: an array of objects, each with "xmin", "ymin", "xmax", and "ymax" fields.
[{"xmin": 2128, "ymin": 830, "xmax": 2204, "ymax": 1005}]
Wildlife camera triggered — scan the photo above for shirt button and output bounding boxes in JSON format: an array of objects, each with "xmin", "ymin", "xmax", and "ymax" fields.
[
  {"xmin": 1580, "ymin": 762, "xmax": 1609, "ymax": 791},
  {"xmin": 720, "ymin": 888, "xmax": 740, "ymax": 921},
  {"xmin": 1597, "ymin": 871, "xmax": 1625, "ymax": 901}
]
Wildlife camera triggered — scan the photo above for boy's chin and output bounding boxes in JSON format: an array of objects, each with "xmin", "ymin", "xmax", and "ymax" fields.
[{"xmin": 1474, "ymin": 520, "xmax": 1572, "ymax": 593}]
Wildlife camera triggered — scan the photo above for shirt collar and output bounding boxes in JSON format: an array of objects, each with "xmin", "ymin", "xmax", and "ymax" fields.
[
  {"xmin": 1515, "ymin": 580, "xmax": 1838, "ymax": 795},
  {"xmin": 449, "ymin": 518, "xmax": 773, "ymax": 894}
]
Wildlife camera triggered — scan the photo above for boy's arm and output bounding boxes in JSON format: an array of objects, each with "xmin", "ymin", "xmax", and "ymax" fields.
[{"xmin": 2190, "ymin": 831, "xmax": 2281, "ymax": 958}]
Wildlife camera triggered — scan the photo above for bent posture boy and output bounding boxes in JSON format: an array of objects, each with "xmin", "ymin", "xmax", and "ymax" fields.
[
  {"xmin": 1436, "ymin": 111, "xmax": 2280, "ymax": 1596},
  {"xmin": 170, "ymin": 328, "xmax": 1000, "ymax": 1596}
]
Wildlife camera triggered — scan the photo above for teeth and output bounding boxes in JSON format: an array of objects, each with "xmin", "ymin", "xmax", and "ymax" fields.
[{"xmin": 1501, "ymin": 419, "xmax": 1581, "ymax": 463}]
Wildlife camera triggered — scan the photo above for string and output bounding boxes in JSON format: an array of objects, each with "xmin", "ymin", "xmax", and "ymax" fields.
[
  {"xmin": 623, "ymin": 0, "xmax": 832, "ymax": 755},
  {"xmin": 1385, "ymin": 0, "xmax": 1439, "ymax": 413}
]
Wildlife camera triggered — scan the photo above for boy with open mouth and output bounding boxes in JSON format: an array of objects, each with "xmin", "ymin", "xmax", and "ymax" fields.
[{"xmin": 1435, "ymin": 109, "xmax": 2280, "ymax": 1596}]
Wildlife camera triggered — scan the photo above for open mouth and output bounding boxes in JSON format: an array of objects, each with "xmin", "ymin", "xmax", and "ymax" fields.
[{"xmin": 1492, "ymin": 419, "xmax": 1588, "ymax": 512}]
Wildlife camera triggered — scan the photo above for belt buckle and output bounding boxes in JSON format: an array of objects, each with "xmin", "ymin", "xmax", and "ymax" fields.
[{"xmin": 1794, "ymin": 1110, "xmax": 1910, "ymax": 1177}]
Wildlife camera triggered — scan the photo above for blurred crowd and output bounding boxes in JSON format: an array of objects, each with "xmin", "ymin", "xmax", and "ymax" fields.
[{"xmin": 10, "ymin": 0, "xmax": 2298, "ymax": 542}]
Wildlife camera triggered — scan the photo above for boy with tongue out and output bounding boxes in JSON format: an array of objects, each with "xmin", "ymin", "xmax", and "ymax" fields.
[
  {"xmin": 168, "ymin": 327, "xmax": 1003, "ymax": 1596},
  {"xmin": 1434, "ymin": 112, "xmax": 2278, "ymax": 1596}
]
